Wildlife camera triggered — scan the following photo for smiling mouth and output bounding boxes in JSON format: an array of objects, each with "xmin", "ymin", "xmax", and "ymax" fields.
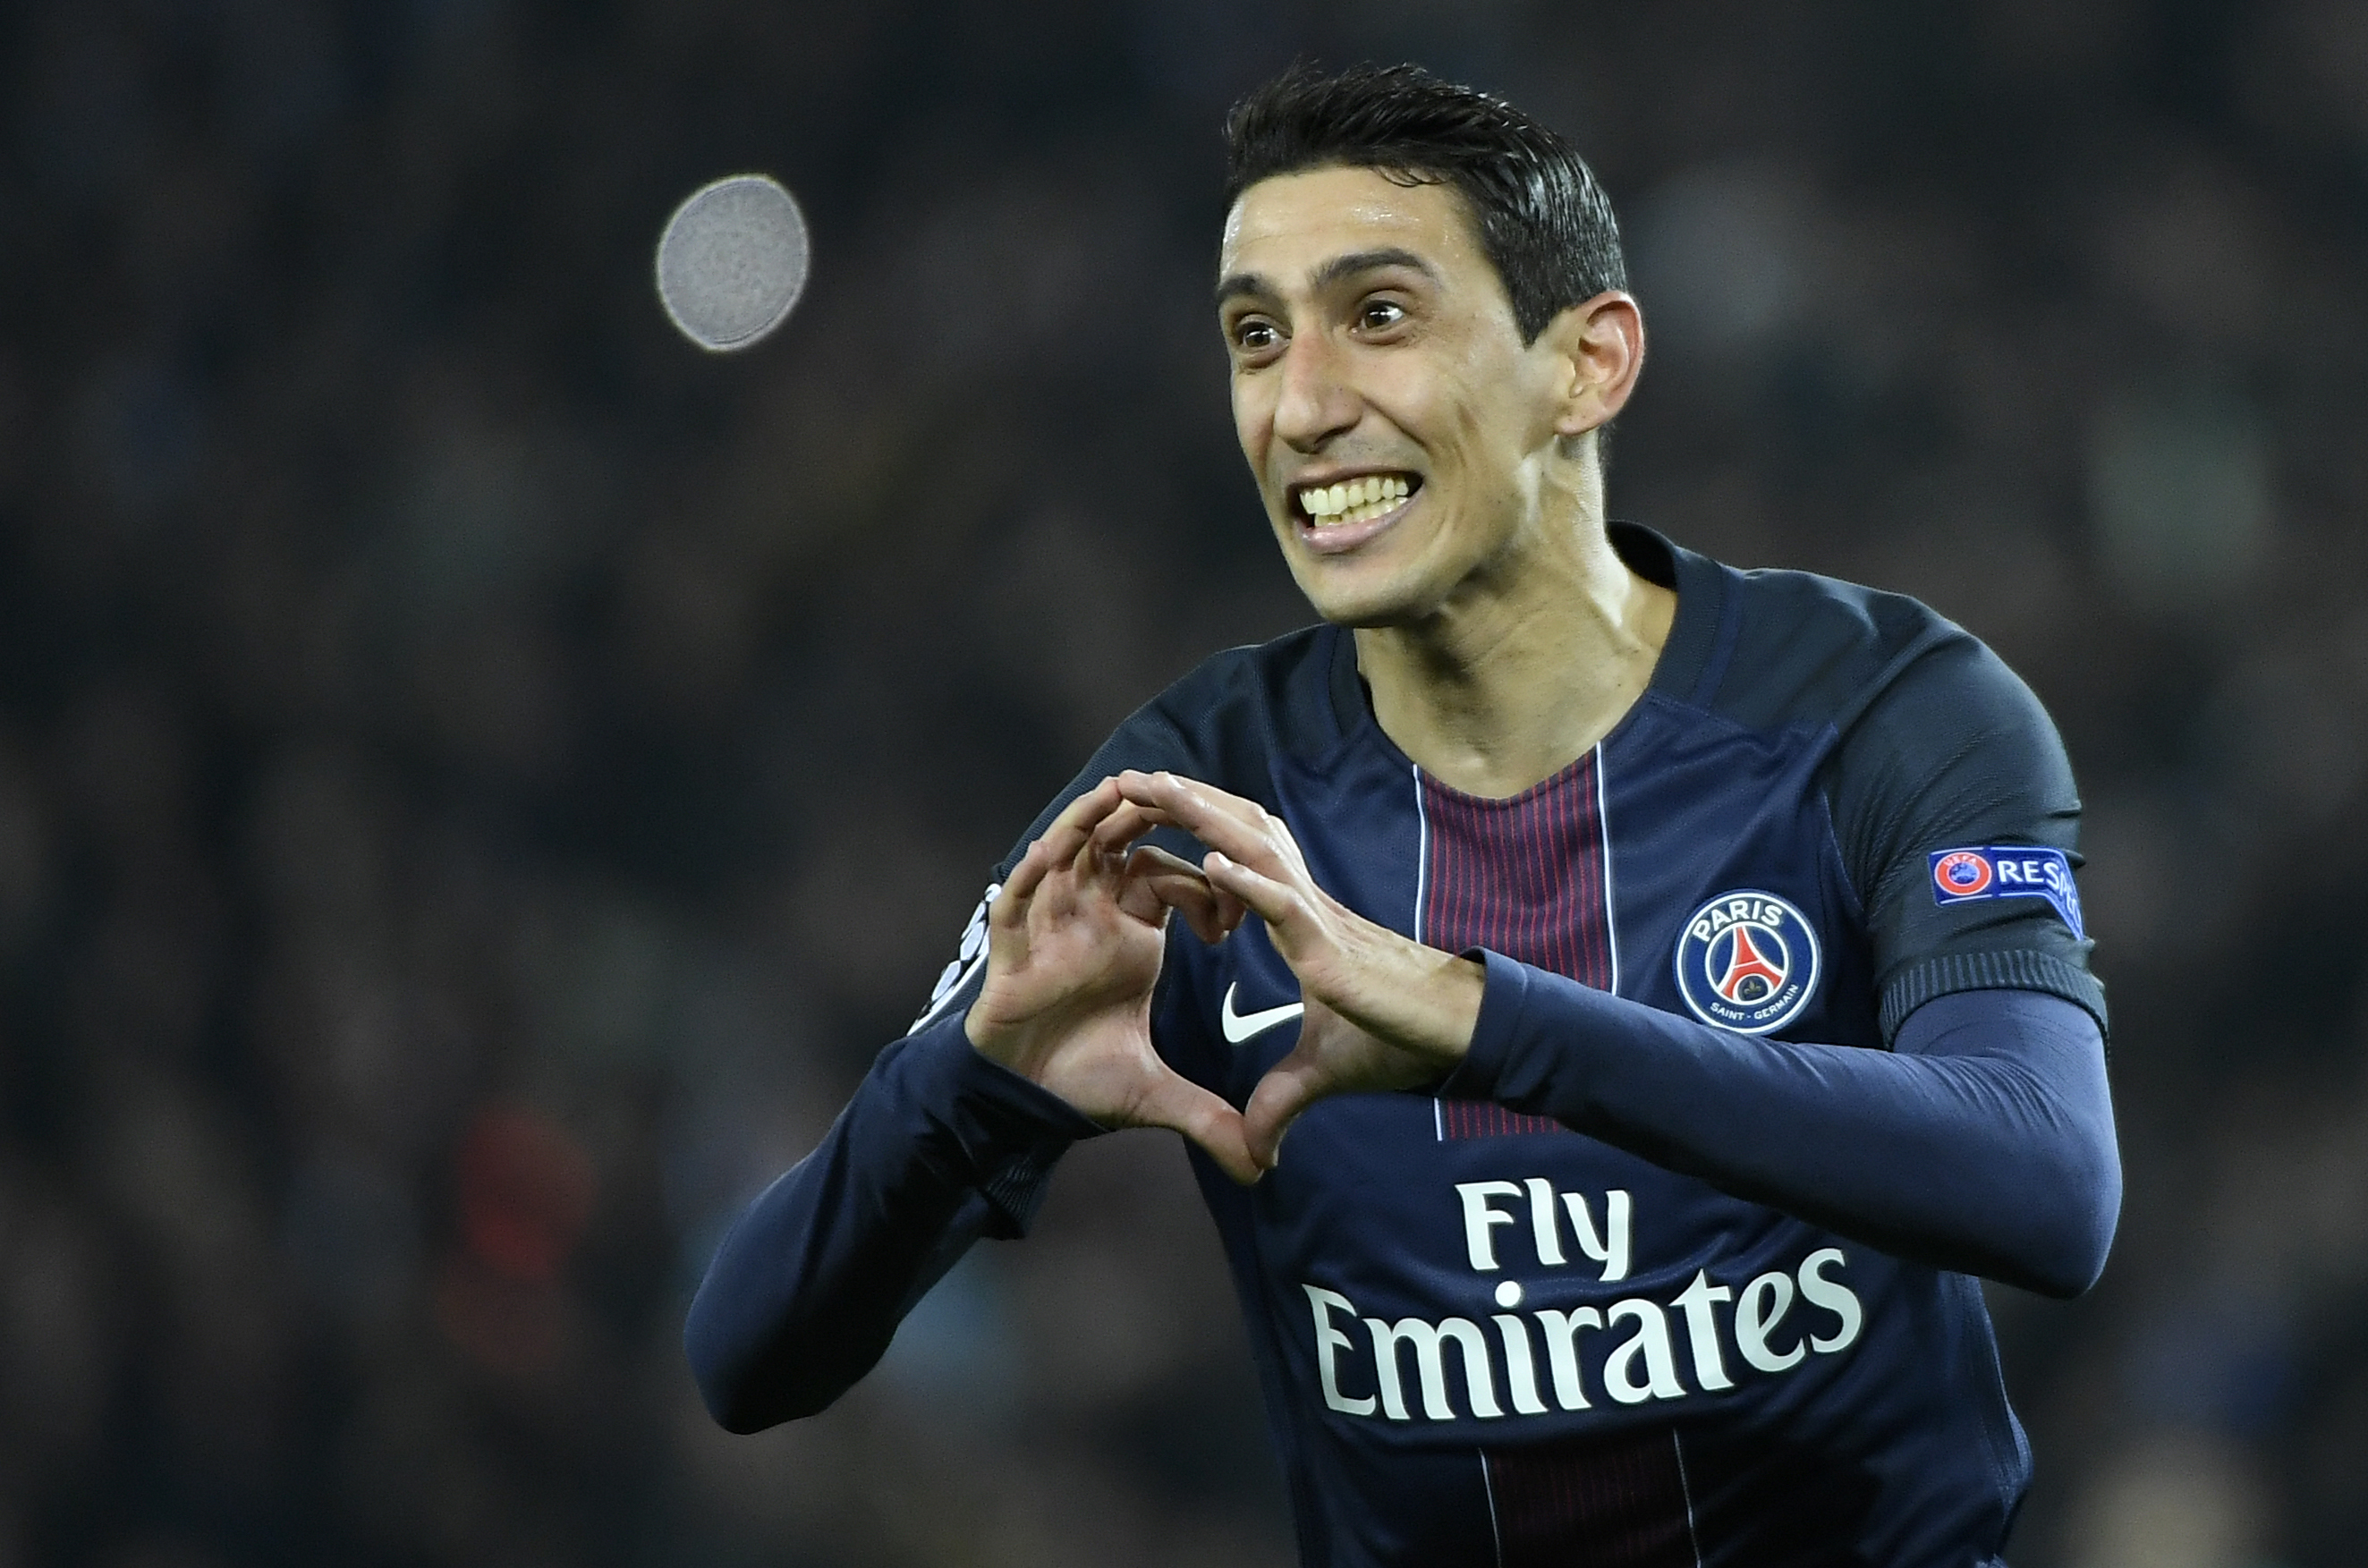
[{"xmin": 1293, "ymin": 473, "xmax": 1420, "ymax": 530}]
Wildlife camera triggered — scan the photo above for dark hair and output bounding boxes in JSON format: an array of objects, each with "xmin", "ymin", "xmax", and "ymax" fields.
[{"xmin": 1222, "ymin": 63, "xmax": 1626, "ymax": 344}]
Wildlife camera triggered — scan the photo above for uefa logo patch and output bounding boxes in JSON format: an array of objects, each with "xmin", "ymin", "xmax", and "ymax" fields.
[
  {"xmin": 1927, "ymin": 845, "xmax": 2085, "ymax": 939},
  {"xmin": 1932, "ymin": 851, "xmax": 1993, "ymax": 898},
  {"xmin": 1673, "ymin": 890, "xmax": 1821, "ymax": 1035}
]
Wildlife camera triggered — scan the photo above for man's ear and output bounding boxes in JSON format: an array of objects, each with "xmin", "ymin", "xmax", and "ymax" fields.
[{"xmin": 1540, "ymin": 291, "xmax": 1644, "ymax": 437}]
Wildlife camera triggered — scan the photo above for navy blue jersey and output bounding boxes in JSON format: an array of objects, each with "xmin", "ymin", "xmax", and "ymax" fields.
[{"xmin": 687, "ymin": 525, "xmax": 2118, "ymax": 1567}]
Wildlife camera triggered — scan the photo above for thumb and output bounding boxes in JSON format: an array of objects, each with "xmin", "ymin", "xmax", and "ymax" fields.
[
  {"xmin": 1242, "ymin": 1045, "xmax": 1331, "ymax": 1171},
  {"xmin": 1128, "ymin": 1071, "xmax": 1262, "ymax": 1186}
]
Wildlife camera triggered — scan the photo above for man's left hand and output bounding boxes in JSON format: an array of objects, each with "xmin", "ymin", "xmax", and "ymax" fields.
[{"xmin": 1104, "ymin": 769, "xmax": 1486, "ymax": 1169}]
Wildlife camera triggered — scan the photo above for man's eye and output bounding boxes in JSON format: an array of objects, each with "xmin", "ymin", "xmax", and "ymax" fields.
[
  {"xmin": 1358, "ymin": 301, "xmax": 1406, "ymax": 331},
  {"xmin": 1234, "ymin": 320, "xmax": 1278, "ymax": 351}
]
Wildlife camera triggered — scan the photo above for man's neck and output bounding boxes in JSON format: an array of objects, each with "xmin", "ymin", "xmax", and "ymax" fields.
[{"xmin": 1354, "ymin": 516, "xmax": 1676, "ymax": 799}]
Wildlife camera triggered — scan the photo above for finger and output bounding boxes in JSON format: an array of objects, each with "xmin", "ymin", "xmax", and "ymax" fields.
[
  {"xmin": 1114, "ymin": 861, "xmax": 1173, "ymax": 925},
  {"xmin": 1130, "ymin": 1073, "xmax": 1262, "ymax": 1186},
  {"xmin": 1129, "ymin": 845, "xmax": 1243, "ymax": 944},
  {"xmin": 1143, "ymin": 875, "xmax": 1237, "ymax": 945},
  {"xmin": 1061, "ymin": 791, "xmax": 1141, "ymax": 899},
  {"xmin": 1116, "ymin": 768, "xmax": 1267, "ymax": 826},
  {"xmin": 999, "ymin": 835, "xmax": 1055, "ymax": 906},
  {"xmin": 1105, "ymin": 802, "xmax": 1187, "ymax": 835},
  {"xmin": 1032, "ymin": 777, "xmax": 1129, "ymax": 867},
  {"xmin": 1087, "ymin": 800, "xmax": 1166, "ymax": 853},
  {"xmin": 1129, "ymin": 843, "xmax": 1209, "ymax": 887},
  {"xmin": 1119, "ymin": 772, "xmax": 1294, "ymax": 880},
  {"xmin": 1202, "ymin": 850, "xmax": 1305, "ymax": 932},
  {"xmin": 1114, "ymin": 770, "xmax": 1268, "ymax": 843},
  {"xmin": 1242, "ymin": 1047, "xmax": 1333, "ymax": 1170}
]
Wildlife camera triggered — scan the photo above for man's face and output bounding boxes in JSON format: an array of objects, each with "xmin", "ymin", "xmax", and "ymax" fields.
[{"xmin": 1217, "ymin": 165, "xmax": 1578, "ymax": 626}]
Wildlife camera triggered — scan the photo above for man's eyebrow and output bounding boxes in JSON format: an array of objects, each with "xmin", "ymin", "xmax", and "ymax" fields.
[
  {"xmin": 1311, "ymin": 247, "xmax": 1439, "ymax": 292},
  {"xmin": 1215, "ymin": 247, "xmax": 1439, "ymax": 309},
  {"xmin": 1215, "ymin": 271, "xmax": 1276, "ymax": 309}
]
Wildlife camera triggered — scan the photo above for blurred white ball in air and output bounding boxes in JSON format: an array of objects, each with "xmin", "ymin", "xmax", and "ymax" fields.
[{"xmin": 654, "ymin": 174, "xmax": 810, "ymax": 352}]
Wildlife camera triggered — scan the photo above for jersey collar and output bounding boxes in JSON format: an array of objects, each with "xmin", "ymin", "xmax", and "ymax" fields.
[{"xmin": 1611, "ymin": 521, "xmax": 1736, "ymax": 707}]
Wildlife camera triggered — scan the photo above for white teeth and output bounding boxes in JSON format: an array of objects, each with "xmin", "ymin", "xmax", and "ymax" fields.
[{"xmin": 1297, "ymin": 475, "xmax": 1417, "ymax": 522}]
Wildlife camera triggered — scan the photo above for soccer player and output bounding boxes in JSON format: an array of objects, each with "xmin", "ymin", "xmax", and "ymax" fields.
[{"xmin": 686, "ymin": 63, "xmax": 2120, "ymax": 1567}]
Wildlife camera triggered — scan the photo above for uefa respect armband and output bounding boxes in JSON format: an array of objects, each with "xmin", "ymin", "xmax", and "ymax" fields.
[{"xmin": 1928, "ymin": 846, "xmax": 2085, "ymax": 940}]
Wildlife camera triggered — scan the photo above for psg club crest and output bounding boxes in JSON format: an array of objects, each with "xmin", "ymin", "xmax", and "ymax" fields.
[{"xmin": 1673, "ymin": 890, "xmax": 1821, "ymax": 1035}]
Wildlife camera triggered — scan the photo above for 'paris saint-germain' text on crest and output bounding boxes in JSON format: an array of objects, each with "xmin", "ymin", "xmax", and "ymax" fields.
[{"xmin": 1674, "ymin": 890, "xmax": 1822, "ymax": 1034}]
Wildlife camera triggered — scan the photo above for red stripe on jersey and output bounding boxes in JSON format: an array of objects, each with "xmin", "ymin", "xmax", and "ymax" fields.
[
  {"xmin": 1438, "ymin": 1099, "xmax": 1566, "ymax": 1140},
  {"xmin": 1484, "ymin": 1427, "xmax": 1699, "ymax": 1567},
  {"xmin": 1423, "ymin": 750, "xmax": 1614, "ymax": 1141}
]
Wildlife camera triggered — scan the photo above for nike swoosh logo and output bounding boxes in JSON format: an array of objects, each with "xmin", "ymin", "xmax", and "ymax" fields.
[{"xmin": 1220, "ymin": 981, "xmax": 1304, "ymax": 1045}]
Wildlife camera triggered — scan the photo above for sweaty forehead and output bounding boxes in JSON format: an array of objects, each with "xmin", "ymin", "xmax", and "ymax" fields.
[{"xmin": 1218, "ymin": 165, "xmax": 1489, "ymax": 290}]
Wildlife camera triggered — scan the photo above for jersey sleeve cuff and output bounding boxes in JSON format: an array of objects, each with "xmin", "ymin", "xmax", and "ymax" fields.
[
  {"xmin": 890, "ymin": 1013, "xmax": 1108, "ymax": 1235},
  {"xmin": 1878, "ymin": 950, "xmax": 2108, "ymax": 1047},
  {"xmin": 1437, "ymin": 948, "xmax": 1552, "ymax": 1104}
]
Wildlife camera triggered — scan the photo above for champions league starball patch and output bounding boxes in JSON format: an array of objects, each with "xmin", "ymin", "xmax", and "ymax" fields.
[
  {"xmin": 1929, "ymin": 846, "xmax": 2085, "ymax": 938},
  {"xmin": 1673, "ymin": 890, "xmax": 1822, "ymax": 1034},
  {"xmin": 907, "ymin": 883, "xmax": 1000, "ymax": 1033}
]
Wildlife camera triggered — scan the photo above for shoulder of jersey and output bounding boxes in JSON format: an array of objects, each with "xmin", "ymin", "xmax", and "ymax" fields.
[
  {"xmin": 1143, "ymin": 624, "xmax": 1328, "ymax": 708},
  {"xmin": 1704, "ymin": 560, "xmax": 1978, "ymax": 725},
  {"xmin": 1133, "ymin": 623, "xmax": 1345, "ymax": 766}
]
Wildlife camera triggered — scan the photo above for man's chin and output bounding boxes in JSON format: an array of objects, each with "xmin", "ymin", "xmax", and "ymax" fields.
[
  {"xmin": 1286, "ymin": 544, "xmax": 1455, "ymax": 629},
  {"xmin": 1301, "ymin": 584, "xmax": 1435, "ymax": 631}
]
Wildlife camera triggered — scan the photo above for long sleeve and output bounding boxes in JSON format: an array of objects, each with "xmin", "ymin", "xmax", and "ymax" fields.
[
  {"xmin": 1439, "ymin": 955, "xmax": 2120, "ymax": 1297},
  {"xmin": 681, "ymin": 659, "xmax": 1249, "ymax": 1435},
  {"xmin": 683, "ymin": 1008, "xmax": 1103, "ymax": 1432}
]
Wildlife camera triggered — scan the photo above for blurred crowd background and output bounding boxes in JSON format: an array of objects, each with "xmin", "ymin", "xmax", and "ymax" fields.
[{"xmin": 2, "ymin": 1, "xmax": 2365, "ymax": 1564}]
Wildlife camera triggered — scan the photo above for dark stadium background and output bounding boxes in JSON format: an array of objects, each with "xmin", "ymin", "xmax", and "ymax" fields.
[{"xmin": 2, "ymin": 2, "xmax": 2363, "ymax": 1564}]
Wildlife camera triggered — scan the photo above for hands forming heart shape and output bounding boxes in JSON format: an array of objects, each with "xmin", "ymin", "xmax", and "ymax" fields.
[{"xmin": 963, "ymin": 770, "xmax": 1487, "ymax": 1182}]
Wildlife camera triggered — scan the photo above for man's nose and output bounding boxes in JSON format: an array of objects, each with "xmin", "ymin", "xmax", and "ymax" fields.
[{"xmin": 1272, "ymin": 332, "xmax": 1360, "ymax": 452}]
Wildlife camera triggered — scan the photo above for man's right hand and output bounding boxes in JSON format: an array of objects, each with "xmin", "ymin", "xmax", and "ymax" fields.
[{"xmin": 963, "ymin": 778, "xmax": 1260, "ymax": 1184}]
